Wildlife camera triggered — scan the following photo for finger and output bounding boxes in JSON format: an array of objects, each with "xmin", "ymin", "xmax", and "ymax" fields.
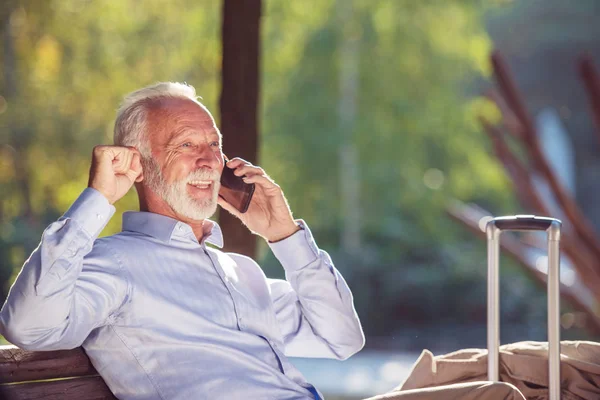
[
  {"xmin": 217, "ymin": 195, "xmax": 241, "ymax": 217},
  {"xmin": 226, "ymin": 157, "xmax": 251, "ymax": 169},
  {"xmin": 115, "ymin": 149, "xmax": 134, "ymax": 174},
  {"xmin": 97, "ymin": 146, "xmax": 119, "ymax": 165},
  {"xmin": 242, "ymin": 174, "xmax": 278, "ymax": 188},
  {"xmin": 124, "ymin": 149, "xmax": 134, "ymax": 171},
  {"xmin": 109, "ymin": 147, "xmax": 127, "ymax": 171},
  {"xmin": 127, "ymin": 146, "xmax": 141, "ymax": 156},
  {"xmin": 95, "ymin": 147, "xmax": 117, "ymax": 175},
  {"xmin": 125, "ymin": 171, "xmax": 141, "ymax": 185},
  {"xmin": 233, "ymin": 164, "xmax": 265, "ymax": 177}
]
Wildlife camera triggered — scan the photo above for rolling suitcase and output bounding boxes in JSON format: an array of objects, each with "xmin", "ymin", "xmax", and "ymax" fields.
[{"xmin": 486, "ymin": 215, "xmax": 562, "ymax": 400}]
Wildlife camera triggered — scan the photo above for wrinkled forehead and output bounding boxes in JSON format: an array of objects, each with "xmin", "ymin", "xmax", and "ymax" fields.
[
  {"xmin": 148, "ymin": 97, "xmax": 215, "ymax": 124},
  {"xmin": 146, "ymin": 97, "xmax": 220, "ymax": 141}
]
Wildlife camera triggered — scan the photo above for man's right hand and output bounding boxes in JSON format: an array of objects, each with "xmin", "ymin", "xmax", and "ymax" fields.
[{"xmin": 88, "ymin": 145, "xmax": 144, "ymax": 205}]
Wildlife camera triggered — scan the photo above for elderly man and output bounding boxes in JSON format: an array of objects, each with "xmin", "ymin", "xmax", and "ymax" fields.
[{"xmin": 0, "ymin": 82, "xmax": 365, "ymax": 400}]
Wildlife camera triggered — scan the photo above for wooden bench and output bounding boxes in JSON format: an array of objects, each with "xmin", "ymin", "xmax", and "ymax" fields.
[{"xmin": 0, "ymin": 345, "xmax": 116, "ymax": 399}]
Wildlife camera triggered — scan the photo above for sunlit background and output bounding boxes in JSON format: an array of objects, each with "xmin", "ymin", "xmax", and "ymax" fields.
[{"xmin": 2, "ymin": 0, "xmax": 600, "ymax": 398}]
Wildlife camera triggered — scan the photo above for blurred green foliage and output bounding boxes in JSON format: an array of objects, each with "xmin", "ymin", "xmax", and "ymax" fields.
[
  {"xmin": 258, "ymin": 1, "xmax": 524, "ymax": 340},
  {"xmin": 1, "ymin": 0, "xmax": 555, "ymax": 348}
]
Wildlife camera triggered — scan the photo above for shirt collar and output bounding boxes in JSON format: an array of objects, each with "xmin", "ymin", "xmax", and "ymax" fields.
[{"xmin": 122, "ymin": 211, "xmax": 224, "ymax": 248}]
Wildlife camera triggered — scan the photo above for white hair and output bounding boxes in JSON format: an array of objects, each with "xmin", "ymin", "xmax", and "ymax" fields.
[{"xmin": 113, "ymin": 82, "xmax": 209, "ymax": 156}]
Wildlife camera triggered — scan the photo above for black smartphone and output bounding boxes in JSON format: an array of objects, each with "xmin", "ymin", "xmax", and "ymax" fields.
[{"xmin": 219, "ymin": 156, "xmax": 255, "ymax": 213}]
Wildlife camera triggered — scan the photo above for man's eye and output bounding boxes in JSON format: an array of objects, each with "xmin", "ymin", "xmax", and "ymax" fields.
[
  {"xmin": 181, "ymin": 142, "xmax": 192, "ymax": 148},
  {"xmin": 210, "ymin": 141, "xmax": 221, "ymax": 148}
]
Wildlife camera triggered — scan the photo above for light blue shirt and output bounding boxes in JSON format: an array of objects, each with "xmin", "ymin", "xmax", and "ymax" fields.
[{"xmin": 0, "ymin": 188, "xmax": 364, "ymax": 400}]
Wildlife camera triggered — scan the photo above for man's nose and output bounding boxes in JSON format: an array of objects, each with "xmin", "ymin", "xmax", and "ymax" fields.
[{"xmin": 194, "ymin": 146, "xmax": 220, "ymax": 170}]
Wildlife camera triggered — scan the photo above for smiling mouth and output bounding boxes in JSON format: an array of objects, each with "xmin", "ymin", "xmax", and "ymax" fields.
[{"xmin": 187, "ymin": 180, "xmax": 213, "ymax": 190}]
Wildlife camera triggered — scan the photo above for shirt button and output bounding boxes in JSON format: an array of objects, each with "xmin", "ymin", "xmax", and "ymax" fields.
[
  {"xmin": 178, "ymin": 225, "xmax": 184, "ymax": 231},
  {"xmin": 96, "ymin": 214, "xmax": 103, "ymax": 219}
]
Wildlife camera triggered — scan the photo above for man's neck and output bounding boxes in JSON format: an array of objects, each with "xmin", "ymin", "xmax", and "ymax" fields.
[{"xmin": 137, "ymin": 187, "xmax": 214, "ymax": 243}]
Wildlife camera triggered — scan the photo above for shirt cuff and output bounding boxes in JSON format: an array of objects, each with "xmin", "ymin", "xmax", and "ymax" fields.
[
  {"xmin": 268, "ymin": 220, "xmax": 320, "ymax": 272},
  {"xmin": 62, "ymin": 188, "xmax": 116, "ymax": 238}
]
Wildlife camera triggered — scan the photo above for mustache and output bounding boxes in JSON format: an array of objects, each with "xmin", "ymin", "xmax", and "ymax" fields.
[{"xmin": 185, "ymin": 168, "xmax": 220, "ymax": 182}]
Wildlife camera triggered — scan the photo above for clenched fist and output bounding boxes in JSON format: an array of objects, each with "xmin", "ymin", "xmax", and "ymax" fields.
[{"xmin": 88, "ymin": 145, "xmax": 144, "ymax": 204}]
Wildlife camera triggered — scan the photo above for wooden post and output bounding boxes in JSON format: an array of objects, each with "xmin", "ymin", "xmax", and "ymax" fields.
[{"xmin": 218, "ymin": 0, "xmax": 261, "ymax": 258}]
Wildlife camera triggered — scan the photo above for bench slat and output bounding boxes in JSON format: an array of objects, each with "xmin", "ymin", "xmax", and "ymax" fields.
[
  {"xmin": 0, "ymin": 376, "xmax": 116, "ymax": 400},
  {"xmin": 0, "ymin": 345, "xmax": 99, "ymax": 384}
]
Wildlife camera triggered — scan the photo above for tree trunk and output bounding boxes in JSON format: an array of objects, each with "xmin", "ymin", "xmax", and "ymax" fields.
[{"xmin": 218, "ymin": 0, "xmax": 261, "ymax": 258}]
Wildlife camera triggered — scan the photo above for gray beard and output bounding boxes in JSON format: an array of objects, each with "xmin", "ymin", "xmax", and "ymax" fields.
[{"xmin": 141, "ymin": 157, "xmax": 220, "ymax": 221}]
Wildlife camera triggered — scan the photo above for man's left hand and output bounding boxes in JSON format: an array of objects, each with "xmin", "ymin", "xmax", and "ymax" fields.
[{"xmin": 217, "ymin": 158, "xmax": 301, "ymax": 242}]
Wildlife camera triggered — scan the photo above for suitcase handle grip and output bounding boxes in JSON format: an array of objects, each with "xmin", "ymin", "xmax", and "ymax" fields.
[
  {"xmin": 491, "ymin": 215, "xmax": 558, "ymax": 231},
  {"xmin": 486, "ymin": 215, "xmax": 562, "ymax": 400}
]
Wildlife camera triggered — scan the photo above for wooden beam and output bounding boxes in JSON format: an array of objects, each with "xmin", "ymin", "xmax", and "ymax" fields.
[
  {"xmin": 480, "ymin": 118, "xmax": 600, "ymax": 292},
  {"xmin": 218, "ymin": 0, "xmax": 262, "ymax": 258},
  {"xmin": 579, "ymin": 55, "xmax": 600, "ymax": 146},
  {"xmin": 492, "ymin": 51, "xmax": 600, "ymax": 267},
  {"xmin": 446, "ymin": 201, "xmax": 600, "ymax": 335},
  {"xmin": 0, "ymin": 346, "xmax": 97, "ymax": 384}
]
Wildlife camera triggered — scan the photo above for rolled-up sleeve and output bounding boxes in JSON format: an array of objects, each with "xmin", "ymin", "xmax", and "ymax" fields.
[{"xmin": 268, "ymin": 220, "xmax": 365, "ymax": 360}]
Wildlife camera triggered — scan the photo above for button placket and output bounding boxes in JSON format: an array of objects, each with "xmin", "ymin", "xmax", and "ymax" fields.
[{"xmin": 203, "ymin": 249, "xmax": 242, "ymax": 327}]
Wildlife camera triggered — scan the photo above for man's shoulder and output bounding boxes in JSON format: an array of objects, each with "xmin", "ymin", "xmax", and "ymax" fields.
[
  {"xmin": 87, "ymin": 231, "xmax": 153, "ymax": 271},
  {"xmin": 93, "ymin": 231, "xmax": 147, "ymax": 252}
]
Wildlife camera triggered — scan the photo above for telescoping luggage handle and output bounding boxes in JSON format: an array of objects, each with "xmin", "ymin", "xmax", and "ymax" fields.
[{"xmin": 486, "ymin": 215, "xmax": 562, "ymax": 400}]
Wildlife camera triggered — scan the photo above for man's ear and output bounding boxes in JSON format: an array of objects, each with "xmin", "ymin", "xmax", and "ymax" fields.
[{"xmin": 132, "ymin": 150, "xmax": 144, "ymax": 183}]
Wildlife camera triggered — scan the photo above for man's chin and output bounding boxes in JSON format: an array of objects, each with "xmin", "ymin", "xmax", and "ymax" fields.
[
  {"xmin": 183, "ymin": 201, "xmax": 218, "ymax": 221},
  {"xmin": 164, "ymin": 186, "xmax": 219, "ymax": 221}
]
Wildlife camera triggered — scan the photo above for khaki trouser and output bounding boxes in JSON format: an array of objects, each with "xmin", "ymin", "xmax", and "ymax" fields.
[{"xmin": 364, "ymin": 381, "xmax": 525, "ymax": 400}]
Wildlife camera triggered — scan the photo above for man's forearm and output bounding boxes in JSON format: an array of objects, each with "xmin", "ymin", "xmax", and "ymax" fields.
[
  {"xmin": 270, "ymin": 220, "xmax": 365, "ymax": 359},
  {"xmin": 0, "ymin": 188, "xmax": 118, "ymax": 350}
]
